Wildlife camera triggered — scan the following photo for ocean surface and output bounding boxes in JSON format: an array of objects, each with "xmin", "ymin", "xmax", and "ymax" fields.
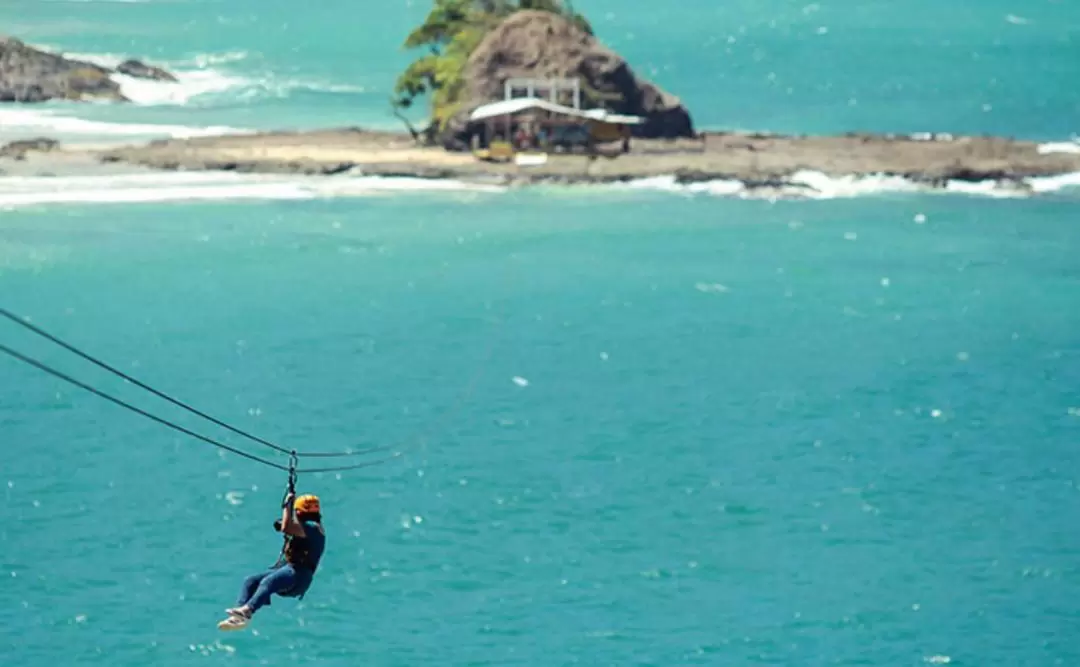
[{"xmin": 2, "ymin": 1, "xmax": 1080, "ymax": 665}]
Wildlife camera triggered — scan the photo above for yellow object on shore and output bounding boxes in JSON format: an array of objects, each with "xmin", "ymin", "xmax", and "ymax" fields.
[{"xmin": 474, "ymin": 140, "xmax": 515, "ymax": 162}]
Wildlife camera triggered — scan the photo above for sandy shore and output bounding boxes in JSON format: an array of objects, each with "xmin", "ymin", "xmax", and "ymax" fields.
[{"xmin": 3, "ymin": 128, "xmax": 1080, "ymax": 194}]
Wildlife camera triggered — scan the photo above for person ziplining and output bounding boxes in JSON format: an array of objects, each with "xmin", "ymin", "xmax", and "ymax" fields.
[
  {"xmin": 220, "ymin": 491, "xmax": 327, "ymax": 631},
  {"xmin": 1, "ymin": 305, "xmax": 491, "ymax": 631},
  {"xmin": 0, "ymin": 307, "xmax": 399, "ymax": 631},
  {"xmin": 218, "ymin": 449, "xmax": 328, "ymax": 631}
]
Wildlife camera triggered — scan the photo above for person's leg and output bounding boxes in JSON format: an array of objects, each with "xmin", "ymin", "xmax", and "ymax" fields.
[
  {"xmin": 233, "ymin": 570, "xmax": 273, "ymax": 609},
  {"xmin": 218, "ymin": 566, "xmax": 306, "ymax": 631},
  {"xmin": 242, "ymin": 565, "xmax": 299, "ymax": 615},
  {"xmin": 219, "ymin": 567, "xmax": 297, "ymax": 631}
]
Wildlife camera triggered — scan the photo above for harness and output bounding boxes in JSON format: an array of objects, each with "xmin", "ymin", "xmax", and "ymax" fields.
[
  {"xmin": 282, "ymin": 526, "xmax": 322, "ymax": 573},
  {"xmin": 269, "ymin": 451, "xmax": 319, "ymax": 598}
]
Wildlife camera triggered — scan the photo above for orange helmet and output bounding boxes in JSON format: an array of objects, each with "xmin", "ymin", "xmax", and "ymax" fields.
[{"xmin": 294, "ymin": 494, "xmax": 321, "ymax": 515}]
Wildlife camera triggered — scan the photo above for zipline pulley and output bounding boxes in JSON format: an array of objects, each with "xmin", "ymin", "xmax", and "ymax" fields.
[
  {"xmin": 271, "ymin": 450, "xmax": 299, "ymax": 569},
  {"xmin": 282, "ymin": 450, "xmax": 298, "ymax": 509}
]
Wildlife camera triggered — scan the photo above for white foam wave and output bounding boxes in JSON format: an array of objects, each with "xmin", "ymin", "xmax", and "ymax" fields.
[
  {"xmin": 1, "ymin": 46, "xmax": 371, "ymax": 143},
  {"xmin": 0, "ymin": 172, "xmax": 504, "ymax": 209},
  {"xmin": 1038, "ymin": 140, "xmax": 1080, "ymax": 155},
  {"xmin": 788, "ymin": 170, "xmax": 923, "ymax": 198},
  {"xmin": 55, "ymin": 49, "xmax": 250, "ymax": 106},
  {"xmin": 609, "ymin": 175, "xmax": 746, "ymax": 197},
  {"xmin": 189, "ymin": 51, "xmax": 250, "ymax": 68},
  {"xmin": 56, "ymin": 48, "xmax": 368, "ymax": 107},
  {"xmin": 942, "ymin": 179, "xmax": 1027, "ymax": 199},
  {"xmin": 213, "ymin": 78, "xmax": 369, "ymax": 105},
  {"xmin": 613, "ymin": 170, "xmax": 1080, "ymax": 200},
  {"xmin": 112, "ymin": 70, "xmax": 250, "ymax": 106},
  {"xmin": 1029, "ymin": 171, "xmax": 1080, "ymax": 193},
  {"xmin": 0, "ymin": 108, "xmax": 245, "ymax": 140},
  {"xmin": 62, "ymin": 49, "xmax": 249, "ymax": 71}
]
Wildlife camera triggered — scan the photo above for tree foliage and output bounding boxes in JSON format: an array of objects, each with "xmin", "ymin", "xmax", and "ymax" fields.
[{"xmin": 391, "ymin": 0, "xmax": 593, "ymax": 137}]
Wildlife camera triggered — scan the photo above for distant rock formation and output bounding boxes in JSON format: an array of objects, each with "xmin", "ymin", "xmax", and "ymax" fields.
[
  {"xmin": 0, "ymin": 37, "xmax": 124, "ymax": 102},
  {"xmin": 116, "ymin": 58, "xmax": 177, "ymax": 82},
  {"xmin": 0, "ymin": 37, "xmax": 177, "ymax": 103},
  {"xmin": 0, "ymin": 137, "xmax": 60, "ymax": 160},
  {"xmin": 442, "ymin": 10, "xmax": 694, "ymax": 149}
]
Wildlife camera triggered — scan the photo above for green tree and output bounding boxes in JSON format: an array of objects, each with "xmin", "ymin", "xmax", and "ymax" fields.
[{"xmin": 391, "ymin": 0, "xmax": 592, "ymax": 141}]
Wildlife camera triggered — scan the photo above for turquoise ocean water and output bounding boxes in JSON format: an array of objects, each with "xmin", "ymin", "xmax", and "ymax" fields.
[{"xmin": 2, "ymin": 1, "xmax": 1080, "ymax": 665}]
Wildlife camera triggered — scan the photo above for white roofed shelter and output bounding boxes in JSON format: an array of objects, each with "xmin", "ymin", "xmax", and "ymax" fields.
[
  {"xmin": 469, "ymin": 97, "xmax": 644, "ymax": 126},
  {"xmin": 466, "ymin": 96, "xmax": 644, "ymax": 158}
]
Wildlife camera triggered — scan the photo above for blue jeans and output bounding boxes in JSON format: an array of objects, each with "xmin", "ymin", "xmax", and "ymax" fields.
[{"xmin": 236, "ymin": 564, "xmax": 313, "ymax": 613}]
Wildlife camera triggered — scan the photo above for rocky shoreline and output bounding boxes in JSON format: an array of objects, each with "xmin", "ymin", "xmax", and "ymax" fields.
[
  {"xmin": 0, "ymin": 36, "xmax": 175, "ymax": 103},
  {"xmin": 2, "ymin": 128, "xmax": 1075, "ymax": 196},
  {"xmin": 2, "ymin": 24, "xmax": 1078, "ymax": 199}
]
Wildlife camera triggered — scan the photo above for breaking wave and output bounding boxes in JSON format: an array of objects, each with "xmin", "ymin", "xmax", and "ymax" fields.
[
  {"xmin": 55, "ymin": 48, "xmax": 370, "ymax": 107},
  {"xmin": 0, "ymin": 172, "xmax": 504, "ymax": 209},
  {"xmin": 605, "ymin": 169, "xmax": 1080, "ymax": 200},
  {"xmin": 0, "ymin": 107, "xmax": 245, "ymax": 141}
]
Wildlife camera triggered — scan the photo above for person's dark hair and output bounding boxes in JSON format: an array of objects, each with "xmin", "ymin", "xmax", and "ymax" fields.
[{"xmin": 297, "ymin": 511, "xmax": 322, "ymax": 523}]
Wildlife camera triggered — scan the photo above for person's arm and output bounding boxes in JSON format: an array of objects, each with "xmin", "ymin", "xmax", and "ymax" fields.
[{"xmin": 280, "ymin": 493, "xmax": 307, "ymax": 538}]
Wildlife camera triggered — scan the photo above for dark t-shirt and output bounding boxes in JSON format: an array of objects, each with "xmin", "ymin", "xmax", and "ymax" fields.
[{"xmin": 286, "ymin": 520, "xmax": 326, "ymax": 571}]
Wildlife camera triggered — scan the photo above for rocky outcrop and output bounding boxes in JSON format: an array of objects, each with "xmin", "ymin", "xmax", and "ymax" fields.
[
  {"xmin": 87, "ymin": 127, "xmax": 1080, "ymax": 198},
  {"xmin": 0, "ymin": 37, "xmax": 177, "ymax": 103},
  {"xmin": 441, "ymin": 10, "xmax": 694, "ymax": 149},
  {"xmin": 0, "ymin": 37, "xmax": 125, "ymax": 102},
  {"xmin": 116, "ymin": 59, "xmax": 177, "ymax": 82},
  {"xmin": 0, "ymin": 137, "xmax": 60, "ymax": 160}
]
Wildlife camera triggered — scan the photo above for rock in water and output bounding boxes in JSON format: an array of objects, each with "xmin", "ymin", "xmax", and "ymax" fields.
[
  {"xmin": 116, "ymin": 59, "xmax": 178, "ymax": 82},
  {"xmin": 443, "ymin": 10, "xmax": 694, "ymax": 148},
  {"xmin": 0, "ymin": 137, "xmax": 60, "ymax": 160},
  {"xmin": 0, "ymin": 36, "xmax": 127, "ymax": 102}
]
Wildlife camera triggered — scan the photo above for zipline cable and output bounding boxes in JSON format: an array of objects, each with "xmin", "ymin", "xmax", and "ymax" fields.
[
  {"xmin": 0, "ymin": 306, "xmax": 388, "ymax": 459},
  {"xmin": 1, "ymin": 260, "xmax": 511, "ymax": 477},
  {"xmin": 0, "ymin": 343, "xmax": 401, "ymax": 474},
  {"xmin": 299, "ymin": 450, "xmax": 405, "ymax": 474},
  {"xmin": 0, "ymin": 342, "xmax": 292, "ymax": 472},
  {"xmin": 0, "ymin": 309, "xmax": 500, "ymax": 475}
]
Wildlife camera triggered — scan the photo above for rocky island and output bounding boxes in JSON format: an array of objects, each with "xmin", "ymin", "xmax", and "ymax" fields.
[
  {"xmin": 0, "ymin": 35, "xmax": 175, "ymax": 103},
  {"xmin": 1, "ymin": 3, "xmax": 1078, "ymax": 197}
]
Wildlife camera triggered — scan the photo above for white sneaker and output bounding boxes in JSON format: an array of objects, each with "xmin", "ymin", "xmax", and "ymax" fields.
[{"xmin": 217, "ymin": 614, "xmax": 250, "ymax": 631}]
